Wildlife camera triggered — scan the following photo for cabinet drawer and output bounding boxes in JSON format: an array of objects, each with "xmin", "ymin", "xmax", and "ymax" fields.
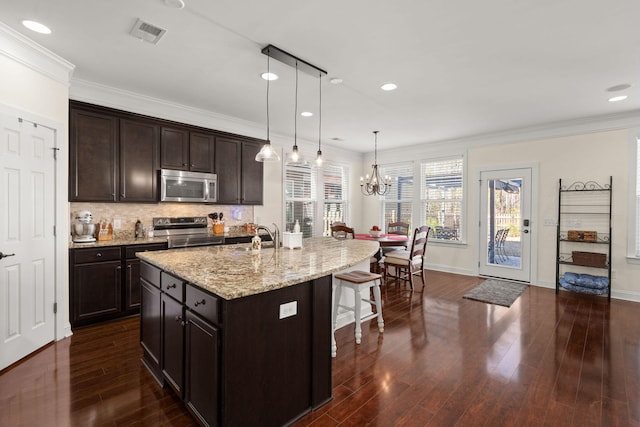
[
  {"xmin": 140, "ymin": 261, "xmax": 161, "ymax": 288},
  {"xmin": 186, "ymin": 284, "xmax": 220, "ymax": 325},
  {"xmin": 125, "ymin": 243, "xmax": 167, "ymax": 259},
  {"xmin": 74, "ymin": 247, "xmax": 121, "ymax": 264},
  {"xmin": 161, "ymin": 272, "xmax": 185, "ymax": 301}
]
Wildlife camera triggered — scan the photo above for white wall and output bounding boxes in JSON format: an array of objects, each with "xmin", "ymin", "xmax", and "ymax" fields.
[
  {"xmin": 0, "ymin": 22, "xmax": 74, "ymax": 339},
  {"xmin": 364, "ymin": 127, "xmax": 640, "ymax": 300}
]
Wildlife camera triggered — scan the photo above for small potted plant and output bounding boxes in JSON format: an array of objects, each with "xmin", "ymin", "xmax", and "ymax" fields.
[{"xmin": 369, "ymin": 225, "xmax": 382, "ymax": 237}]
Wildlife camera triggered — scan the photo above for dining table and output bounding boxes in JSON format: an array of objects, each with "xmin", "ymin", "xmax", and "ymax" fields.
[{"xmin": 354, "ymin": 233, "xmax": 409, "ymax": 247}]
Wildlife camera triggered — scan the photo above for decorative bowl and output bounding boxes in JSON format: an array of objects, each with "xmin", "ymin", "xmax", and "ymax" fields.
[{"xmin": 369, "ymin": 230, "xmax": 382, "ymax": 237}]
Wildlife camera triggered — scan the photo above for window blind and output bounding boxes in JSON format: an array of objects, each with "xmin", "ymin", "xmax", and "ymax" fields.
[
  {"xmin": 421, "ymin": 156, "xmax": 464, "ymax": 241},
  {"xmin": 381, "ymin": 162, "xmax": 413, "ymax": 228},
  {"xmin": 285, "ymin": 164, "xmax": 317, "ymax": 237},
  {"xmin": 322, "ymin": 164, "xmax": 348, "ymax": 235}
]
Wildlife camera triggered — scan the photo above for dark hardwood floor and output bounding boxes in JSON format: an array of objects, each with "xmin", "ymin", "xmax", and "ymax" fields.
[{"xmin": 1, "ymin": 270, "xmax": 639, "ymax": 426}]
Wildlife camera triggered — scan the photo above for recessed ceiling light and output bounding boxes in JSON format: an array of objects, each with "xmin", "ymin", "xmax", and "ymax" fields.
[
  {"xmin": 330, "ymin": 78, "xmax": 343, "ymax": 85},
  {"xmin": 606, "ymin": 83, "xmax": 632, "ymax": 92},
  {"xmin": 381, "ymin": 83, "xmax": 397, "ymax": 91},
  {"xmin": 164, "ymin": 0, "xmax": 185, "ymax": 8},
  {"xmin": 608, "ymin": 95, "xmax": 628, "ymax": 102},
  {"xmin": 261, "ymin": 72, "xmax": 278, "ymax": 81},
  {"xmin": 301, "ymin": 112, "xmax": 313, "ymax": 117},
  {"xmin": 22, "ymin": 20, "xmax": 51, "ymax": 34}
]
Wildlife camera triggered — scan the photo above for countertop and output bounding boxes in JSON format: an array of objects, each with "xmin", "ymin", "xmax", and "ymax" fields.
[
  {"xmin": 136, "ymin": 237, "xmax": 379, "ymax": 300},
  {"xmin": 68, "ymin": 230, "xmax": 267, "ymax": 249}
]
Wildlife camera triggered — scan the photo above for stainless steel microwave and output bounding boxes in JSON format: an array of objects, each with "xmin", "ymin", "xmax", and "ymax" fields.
[{"xmin": 160, "ymin": 169, "xmax": 217, "ymax": 203}]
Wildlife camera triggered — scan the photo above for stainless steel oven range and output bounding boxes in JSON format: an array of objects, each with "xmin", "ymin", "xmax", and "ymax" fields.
[{"xmin": 152, "ymin": 216, "xmax": 224, "ymax": 248}]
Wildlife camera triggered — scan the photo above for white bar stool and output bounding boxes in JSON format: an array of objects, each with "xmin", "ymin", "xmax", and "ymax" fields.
[{"xmin": 331, "ymin": 270, "xmax": 384, "ymax": 357}]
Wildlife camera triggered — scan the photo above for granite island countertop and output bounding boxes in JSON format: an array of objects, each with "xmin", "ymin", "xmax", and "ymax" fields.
[{"xmin": 136, "ymin": 237, "xmax": 379, "ymax": 300}]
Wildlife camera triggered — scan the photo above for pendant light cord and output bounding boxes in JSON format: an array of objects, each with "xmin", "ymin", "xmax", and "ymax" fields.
[
  {"xmin": 266, "ymin": 52, "xmax": 270, "ymax": 142},
  {"xmin": 294, "ymin": 61, "xmax": 298, "ymax": 147},
  {"xmin": 318, "ymin": 72, "xmax": 322, "ymax": 152}
]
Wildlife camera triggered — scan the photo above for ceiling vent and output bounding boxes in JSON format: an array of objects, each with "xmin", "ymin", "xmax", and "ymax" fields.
[{"xmin": 129, "ymin": 18, "xmax": 166, "ymax": 44}]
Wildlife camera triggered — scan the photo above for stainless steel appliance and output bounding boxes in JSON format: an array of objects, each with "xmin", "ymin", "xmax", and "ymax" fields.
[
  {"xmin": 72, "ymin": 210, "xmax": 97, "ymax": 243},
  {"xmin": 153, "ymin": 216, "xmax": 224, "ymax": 248},
  {"xmin": 160, "ymin": 169, "xmax": 217, "ymax": 203}
]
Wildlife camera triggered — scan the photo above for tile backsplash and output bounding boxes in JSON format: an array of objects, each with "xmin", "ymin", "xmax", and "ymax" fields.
[{"xmin": 70, "ymin": 202, "xmax": 254, "ymax": 238}]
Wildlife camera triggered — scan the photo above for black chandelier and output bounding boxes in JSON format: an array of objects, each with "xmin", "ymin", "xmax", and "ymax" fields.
[{"xmin": 360, "ymin": 131, "xmax": 391, "ymax": 196}]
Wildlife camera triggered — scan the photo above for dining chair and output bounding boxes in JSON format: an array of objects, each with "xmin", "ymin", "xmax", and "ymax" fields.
[
  {"xmin": 382, "ymin": 221, "xmax": 410, "ymax": 254},
  {"xmin": 383, "ymin": 225, "xmax": 430, "ymax": 290},
  {"xmin": 330, "ymin": 224, "xmax": 355, "ymax": 239}
]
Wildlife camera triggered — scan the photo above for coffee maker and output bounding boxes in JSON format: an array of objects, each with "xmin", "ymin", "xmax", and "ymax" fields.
[{"xmin": 72, "ymin": 210, "xmax": 96, "ymax": 243}]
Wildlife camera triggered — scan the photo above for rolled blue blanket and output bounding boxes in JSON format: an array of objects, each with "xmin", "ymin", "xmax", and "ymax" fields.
[
  {"xmin": 561, "ymin": 272, "xmax": 608, "ymax": 290},
  {"xmin": 559, "ymin": 277, "xmax": 609, "ymax": 295}
]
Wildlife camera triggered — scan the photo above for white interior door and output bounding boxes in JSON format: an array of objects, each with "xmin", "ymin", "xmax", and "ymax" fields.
[
  {"xmin": 0, "ymin": 114, "xmax": 56, "ymax": 370},
  {"xmin": 479, "ymin": 168, "xmax": 532, "ymax": 282}
]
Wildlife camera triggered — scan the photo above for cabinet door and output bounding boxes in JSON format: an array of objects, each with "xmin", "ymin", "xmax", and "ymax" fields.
[
  {"xmin": 190, "ymin": 132, "xmax": 215, "ymax": 173},
  {"xmin": 119, "ymin": 119, "xmax": 159, "ymax": 202},
  {"xmin": 69, "ymin": 107, "xmax": 118, "ymax": 201},
  {"xmin": 141, "ymin": 278, "xmax": 162, "ymax": 382},
  {"xmin": 214, "ymin": 137, "xmax": 241, "ymax": 204},
  {"xmin": 72, "ymin": 260, "xmax": 122, "ymax": 325},
  {"xmin": 162, "ymin": 294, "xmax": 185, "ymax": 397},
  {"xmin": 125, "ymin": 259, "xmax": 141, "ymax": 311},
  {"xmin": 241, "ymin": 140, "xmax": 264, "ymax": 205},
  {"xmin": 161, "ymin": 127, "xmax": 189, "ymax": 170},
  {"xmin": 185, "ymin": 311, "xmax": 219, "ymax": 427}
]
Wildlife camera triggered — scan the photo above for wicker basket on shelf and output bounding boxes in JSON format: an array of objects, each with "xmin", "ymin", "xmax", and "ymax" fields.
[
  {"xmin": 571, "ymin": 251, "xmax": 606, "ymax": 268},
  {"xmin": 567, "ymin": 230, "xmax": 597, "ymax": 242}
]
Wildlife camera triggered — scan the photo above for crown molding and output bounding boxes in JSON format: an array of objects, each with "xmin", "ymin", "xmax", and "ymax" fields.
[
  {"xmin": 70, "ymin": 77, "xmax": 266, "ymax": 139},
  {"xmin": 0, "ymin": 21, "xmax": 74, "ymax": 85},
  {"xmin": 374, "ymin": 109, "xmax": 640, "ymax": 161}
]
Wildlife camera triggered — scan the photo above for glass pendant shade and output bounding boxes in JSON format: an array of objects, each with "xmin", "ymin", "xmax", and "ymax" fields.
[{"xmin": 255, "ymin": 141, "xmax": 279, "ymax": 161}]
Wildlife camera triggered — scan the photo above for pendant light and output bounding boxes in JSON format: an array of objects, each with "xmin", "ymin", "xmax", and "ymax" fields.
[
  {"xmin": 315, "ymin": 72, "xmax": 323, "ymax": 168},
  {"xmin": 287, "ymin": 61, "xmax": 304, "ymax": 164},
  {"xmin": 360, "ymin": 131, "xmax": 391, "ymax": 195},
  {"xmin": 255, "ymin": 50, "xmax": 280, "ymax": 162}
]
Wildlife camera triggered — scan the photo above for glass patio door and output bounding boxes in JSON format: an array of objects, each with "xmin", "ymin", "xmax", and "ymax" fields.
[{"xmin": 479, "ymin": 168, "xmax": 532, "ymax": 282}]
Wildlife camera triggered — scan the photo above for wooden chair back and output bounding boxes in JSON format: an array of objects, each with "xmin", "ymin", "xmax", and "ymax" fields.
[
  {"xmin": 387, "ymin": 221, "xmax": 410, "ymax": 236},
  {"xmin": 331, "ymin": 224, "xmax": 355, "ymax": 240}
]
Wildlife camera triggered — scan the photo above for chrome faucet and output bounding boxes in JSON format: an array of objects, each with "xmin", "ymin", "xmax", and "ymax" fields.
[{"xmin": 256, "ymin": 223, "xmax": 280, "ymax": 249}]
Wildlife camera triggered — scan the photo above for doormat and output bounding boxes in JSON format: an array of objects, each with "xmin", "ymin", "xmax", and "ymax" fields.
[{"xmin": 463, "ymin": 279, "xmax": 528, "ymax": 307}]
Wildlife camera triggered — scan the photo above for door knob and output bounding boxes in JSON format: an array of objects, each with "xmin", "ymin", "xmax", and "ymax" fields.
[
  {"xmin": 523, "ymin": 229, "xmax": 529, "ymax": 234},
  {"xmin": 0, "ymin": 252, "xmax": 16, "ymax": 260}
]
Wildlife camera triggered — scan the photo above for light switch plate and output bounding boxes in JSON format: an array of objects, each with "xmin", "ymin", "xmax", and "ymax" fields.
[
  {"xmin": 279, "ymin": 301, "xmax": 297, "ymax": 319},
  {"xmin": 113, "ymin": 218, "xmax": 122, "ymax": 229}
]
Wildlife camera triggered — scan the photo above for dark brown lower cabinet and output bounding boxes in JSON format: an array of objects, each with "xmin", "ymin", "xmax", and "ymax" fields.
[
  {"xmin": 185, "ymin": 311, "xmax": 219, "ymax": 427},
  {"xmin": 139, "ymin": 261, "xmax": 332, "ymax": 427},
  {"xmin": 70, "ymin": 243, "xmax": 167, "ymax": 328},
  {"xmin": 140, "ymin": 278, "xmax": 162, "ymax": 383},
  {"xmin": 162, "ymin": 293, "xmax": 184, "ymax": 397},
  {"xmin": 73, "ymin": 260, "xmax": 122, "ymax": 325}
]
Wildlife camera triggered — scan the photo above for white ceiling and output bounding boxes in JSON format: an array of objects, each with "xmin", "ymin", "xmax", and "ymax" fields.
[{"xmin": 2, "ymin": 0, "xmax": 639, "ymax": 152}]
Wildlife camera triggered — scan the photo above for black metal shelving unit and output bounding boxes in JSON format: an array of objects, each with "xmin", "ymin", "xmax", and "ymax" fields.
[{"xmin": 555, "ymin": 177, "xmax": 612, "ymax": 299}]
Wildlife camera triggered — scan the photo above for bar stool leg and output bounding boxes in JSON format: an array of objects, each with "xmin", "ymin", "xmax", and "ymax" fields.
[
  {"xmin": 372, "ymin": 278, "xmax": 384, "ymax": 333},
  {"xmin": 352, "ymin": 283, "xmax": 362, "ymax": 344},
  {"xmin": 331, "ymin": 282, "xmax": 343, "ymax": 357}
]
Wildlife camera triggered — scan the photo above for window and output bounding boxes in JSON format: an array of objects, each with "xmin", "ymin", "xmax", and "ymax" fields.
[
  {"xmin": 284, "ymin": 162, "xmax": 349, "ymax": 238},
  {"xmin": 284, "ymin": 163, "xmax": 316, "ymax": 238},
  {"xmin": 421, "ymin": 156, "xmax": 464, "ymax": 241},
  {"xmin": 322, "ymin": 164, "xmax": 349, "ymax": 236},
  {"xmin": 381, "ymin": 163, "xmax": 413, "ymax": 229}
]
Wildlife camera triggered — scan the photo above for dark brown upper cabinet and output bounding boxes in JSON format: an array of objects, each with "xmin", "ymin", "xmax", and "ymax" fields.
[
  {"xmin": 70, "ymin": 102, "xmax": 159, "ymax": 203},
  {"xmin": 120, "ymin": 119, "xmax": 159, "ymax": 202},
  {"xmin": 215, "ymin": 137, "xmax": 263, "ymax": 205},
  {"xmin": 240, "ymin": 140, "xmax": 264, "ymax": 205},
  {"xmin": 69, "ymin": 107, "xmax": 118, "ymax": 202},
  {"xmin": 161, "ymin": 127, "xmax": 214, "ymax": 173}
]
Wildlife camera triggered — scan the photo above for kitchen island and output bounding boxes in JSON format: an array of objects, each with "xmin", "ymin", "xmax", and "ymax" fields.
[{"xmin": 136, "ymin": 237, "xmax": 378, "ymax": 427}]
